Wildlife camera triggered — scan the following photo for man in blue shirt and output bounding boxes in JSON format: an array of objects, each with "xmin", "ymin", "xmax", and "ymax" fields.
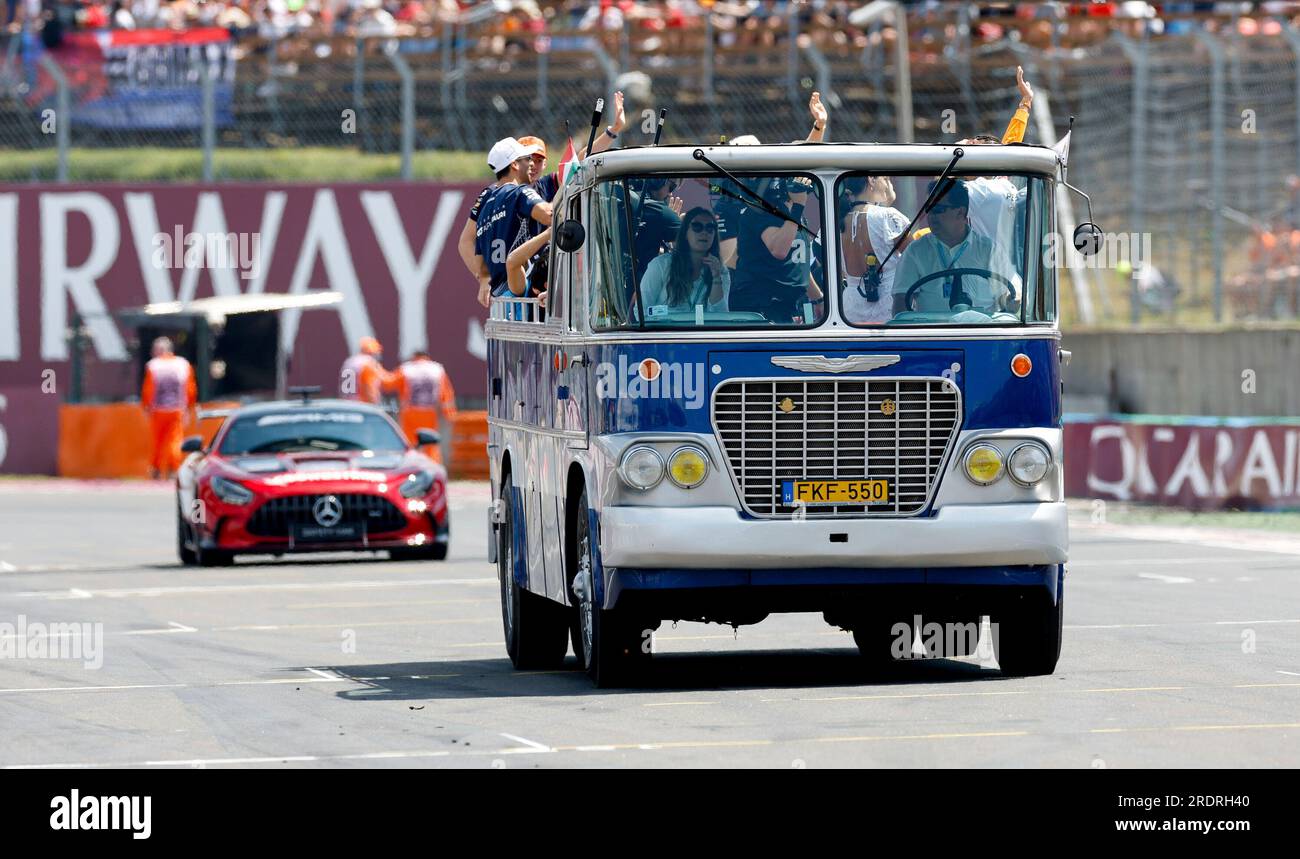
[{"xmin": 472, "ymin": 137, "xmax": 553, "ymax": 306}]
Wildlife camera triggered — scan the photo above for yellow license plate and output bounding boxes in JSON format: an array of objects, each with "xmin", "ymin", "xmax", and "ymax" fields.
[{"xmin": 782, "ymin": 480, "xmax": 890, "ymax": 506}]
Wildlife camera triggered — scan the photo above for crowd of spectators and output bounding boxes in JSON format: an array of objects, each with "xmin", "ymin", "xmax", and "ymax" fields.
[{"xmin": 8, "ymin": 1, "xmax": 1300, "ymax": 45}]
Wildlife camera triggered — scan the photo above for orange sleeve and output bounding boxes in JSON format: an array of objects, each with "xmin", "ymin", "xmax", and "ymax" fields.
[
  {"xmin": 441, "ymin": 371, "xmax": 458, "ymax": 417},
  {"xmin": 379, "ymin": 365, "xmax": 401, "ymax": 393},
  {"xmin": 1001, "ymin": 107, "xmax": 1029, "ymax": 144},
  {"xmin": 394, "ymin": 368, "xmax": 409, "ymax": 403},
  {"xmin": 358, "ymin": 363, "xmax": 378, "ymax": 399},
  {"xmin": 141, "ymin": 368, "xmax": 155, "ymax": 410}
]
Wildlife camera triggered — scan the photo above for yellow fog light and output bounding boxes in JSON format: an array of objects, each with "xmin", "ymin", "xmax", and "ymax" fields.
[
  {"xmin": 668, "ymin": 446, "xmax": 710, "ymax": 489},
  {"xmin": 963, "ymin": 444, "xmax": 1004, "ymax": 485}
]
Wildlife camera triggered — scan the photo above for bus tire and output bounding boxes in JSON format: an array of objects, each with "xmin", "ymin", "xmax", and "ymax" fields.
[
  {"xmin": 993, "ymin": 594, "xmax": 1063, "ymax": 677},
  {"xmin": 571, "ymin": 485, "xmax": 644, "ymax": 687},
  {"xmin": 498, "ymin": 476, "xmax": 568, "ymax": 670},
  {"xmin": 852, "ymin": 614, "xmax": 910, "ymax": 668}
]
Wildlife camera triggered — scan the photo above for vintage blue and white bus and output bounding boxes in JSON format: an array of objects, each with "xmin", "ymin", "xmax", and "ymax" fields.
[{"xmin": 486, "ymin": 142, "xmax": 1074, "ymax": 686}]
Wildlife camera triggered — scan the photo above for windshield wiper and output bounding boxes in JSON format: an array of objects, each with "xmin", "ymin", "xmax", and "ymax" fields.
[
  {"xmin": 691, "ymin": 149, "xmax": 816, "ymax": 239},
  {"xmin": 874, "ymin": 147, "xmax": 966, "ymax": 273}
]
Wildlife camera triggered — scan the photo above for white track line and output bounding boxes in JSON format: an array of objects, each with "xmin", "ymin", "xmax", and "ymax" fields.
[
  {"xmin": 498, "ymin": 733, "xmax": 553, "ymax": 753},
  {"xmin": 121, "ymin": 621, "xmax": 198, "ymax": 636},
  {"xmin": 1137, "ymin": 573, "xmax": 1195, "ymax": 584},
  {"xmin": 9, "ymin": 577, "xmax": 496, "ymax": 600}
]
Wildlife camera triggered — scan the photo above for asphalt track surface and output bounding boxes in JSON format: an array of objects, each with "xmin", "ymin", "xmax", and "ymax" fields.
[{"xmin": 1, "ymin": 480, "xmax": 1298, "ymax": 769}]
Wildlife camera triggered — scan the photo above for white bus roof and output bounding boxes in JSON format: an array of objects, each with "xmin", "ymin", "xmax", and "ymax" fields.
[{"xmin": 581, "ymin": 142, "xmax": 1061, "ymax": 181}]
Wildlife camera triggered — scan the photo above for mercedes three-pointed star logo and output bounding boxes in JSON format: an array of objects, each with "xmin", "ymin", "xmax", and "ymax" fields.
[{"xmin": 313, "ymin": 495, "xmax": 343, "ymax": 528}]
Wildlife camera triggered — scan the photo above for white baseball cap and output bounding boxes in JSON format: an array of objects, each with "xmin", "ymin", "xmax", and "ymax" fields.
[
  {"xmin": 729, "ymin": 135, "xmax": 761, "ymax": 146},
  {"xmin": 487, "ymin": 137, "xmax": 544, "ymax": 172}
]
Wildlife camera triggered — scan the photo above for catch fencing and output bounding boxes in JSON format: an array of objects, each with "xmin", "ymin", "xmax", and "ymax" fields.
[{"xmin": 4, "ymin": 8, "xmax": 1300, "ymax": 324}]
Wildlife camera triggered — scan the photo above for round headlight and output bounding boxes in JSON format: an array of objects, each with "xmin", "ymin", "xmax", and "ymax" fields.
[
  {"xmin": 1008, "ymin": 443, "xmax": 1051, "ymax": 486},
  {"xmin": 668, "ymin": 446, "xmax": 709, "ymax": 489},
  {"xmin": 963, "ymin": 444, "xmax": 1004, "ymax": 485},
  {"xmin": 619, "ymin": 446, "xmax": 665, "ymax": 490}
]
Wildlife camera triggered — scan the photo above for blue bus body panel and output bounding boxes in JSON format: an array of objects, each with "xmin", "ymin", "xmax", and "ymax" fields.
[{"xmin": 578, "ymin": 336, "xmax": 1060, "ymax": 434}]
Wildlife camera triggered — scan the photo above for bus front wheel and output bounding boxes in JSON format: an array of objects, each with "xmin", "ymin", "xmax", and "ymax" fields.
[
  {"xmin": 993, "ymin": 594, "xmax": 1063, "ymax": 677},
  {"xmin": 571, "ymin": 486, "xmax": 646, "ymax": 687},
  {"xmin": 498, "ymin": 476, "xmax": 568, "ymax": 670}
]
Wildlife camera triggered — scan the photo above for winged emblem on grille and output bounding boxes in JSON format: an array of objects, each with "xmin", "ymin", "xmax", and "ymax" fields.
[{"xmin": 770, "ymin": 355, "xmax": 901, "ymax": 373}]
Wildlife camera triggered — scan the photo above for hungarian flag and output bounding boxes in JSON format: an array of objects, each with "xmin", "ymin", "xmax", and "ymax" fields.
[{"xmin": 556, "ymin": 138, "xmax": 580, "ymax": 187}]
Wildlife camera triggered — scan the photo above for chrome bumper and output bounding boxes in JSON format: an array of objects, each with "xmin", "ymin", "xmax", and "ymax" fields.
[{"xmin": 600, "ymin": 502, "xmax": 1068, "ymax": 569}]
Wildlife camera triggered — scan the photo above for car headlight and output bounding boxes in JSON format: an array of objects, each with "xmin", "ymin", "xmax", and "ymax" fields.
[
  {"xmin": 211, "ymin": 475, "xmax": 254, "ymax": 505},
  {"xmin": 400, "ymin": 470, "xmax": 436, "ymax": 498},
  {"xmin": 667, "ymin": 446, "xmax": 709, "ymax": 489},
  {"xmin": 1008, "ymin": 442, "xmax": 1051, "ymax": 486},
  {"xmin": 618, "ymin": 446, "xmax": 665, "ymax": 490},
  {"xmin": 962, "ymin": 444, "xmax": 1004, "ymax": 485}
]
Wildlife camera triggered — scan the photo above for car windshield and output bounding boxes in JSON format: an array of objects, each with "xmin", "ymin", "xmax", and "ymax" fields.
[
  {"xmin": 835, "ymin": 172, "xmax": 1053, "ymax": 327},
  {"xmin": 588, "ymin": 172, "xmax": 827, "ymax": 331},
  {"xmin": 218, "ymin": 410, "xmax": 408, "ymax": 455}
]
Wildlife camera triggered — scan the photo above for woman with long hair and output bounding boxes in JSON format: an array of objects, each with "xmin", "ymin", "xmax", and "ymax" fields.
[
  {"xmin": 838, "ymin": 175, "xmax": 911, "ymax": 324},
  {"xmin": 638, "ymin": 207, "xmax": 730, "ymax": 314}
]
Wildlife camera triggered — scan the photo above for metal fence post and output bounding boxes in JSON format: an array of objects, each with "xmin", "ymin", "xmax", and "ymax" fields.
[
  {"xmin": 389, "ymin": 50, "xmax": 415, "ymax": 180},
  {"xmin": 537, "ymin": 35, "xmax": 548, "ymax": 115},
  {"xmin": 1114, "ymin": 32, "xmax": 1148, "ymax": 323},
  {"xmin": 37, "ymin": 54, "xmax": 69, "ymax": 182},
  {"xmin": 354, "ymin": 37, "xmax": 369, "ymax": 152},
  {"xmin": 584, "ymin": 38, "xmax": 619, "ymax": 117},
  {"xmin": 441, "ymin": 19, "xmax": 453, "ymax": 114},
  {"xmin": 267, "ymin": 35, "xmax": 284, "ymax": 139},
  {"xmin": 787, "ymin": 4, "xmax": 800, "ymax": 113},
  {"xmin": 704, "ymin": 13, "xmax": 717, "ymax": 134},
  {"xmin": 848, "ymin": 3, "xmax": 912, "ymax": 201},
  {"xmin": 1280, "ymin": 21, "xmax": 1300, "ymax": 196},
  {"xmin": 1193, "ymin": 29, "xmax": 1226, "ymax": 322},
  {"xmin": 198, "ymin": 53, "xmax": 214, "ymax": 181}
]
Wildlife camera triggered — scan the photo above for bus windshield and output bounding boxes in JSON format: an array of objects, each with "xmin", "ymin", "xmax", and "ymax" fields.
[
  {"xmin": 836, "ymin": 172, "xmax": 1054, "ymax": 327},
  {"xmin": 588, "ymin": 172, "xmax": 828, "ymax": 331}
]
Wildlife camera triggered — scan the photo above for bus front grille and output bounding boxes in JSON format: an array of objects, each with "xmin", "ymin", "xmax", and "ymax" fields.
[{"xmin": 711, "ymin": 377, "xmax": 961, "ymax": 518}]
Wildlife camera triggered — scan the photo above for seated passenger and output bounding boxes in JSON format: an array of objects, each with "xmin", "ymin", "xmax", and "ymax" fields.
[
  {"xmin": 838, "ymin": 176, "xmax": 911, "ymax": 324},
  {"xmin": 729, "ymin": 176, "xmax": 823, "ymax": 322},
  {"xmin": 631, "ymin": 177, "xmax": 684, "ymax": 283},
  {"xmin": 638, "ymin": 208, "xmax": 730, "ymax": 315},
  {"xmin": 893, "ymin": 179, "xmax": 1014, "ymax": 314}
]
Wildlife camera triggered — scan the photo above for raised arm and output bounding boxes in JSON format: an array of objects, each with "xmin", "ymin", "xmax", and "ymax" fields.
[
  {"xmin": 585, "ymin": 91, "xmax": 628, "ymax": 158},
  {"xmin": 805, "ymin": 91, "xmax": 828, "ymax": 142},
  {"xmin": 1001, "ymin": 66, "xmax": 1033, "ymax": 145}
]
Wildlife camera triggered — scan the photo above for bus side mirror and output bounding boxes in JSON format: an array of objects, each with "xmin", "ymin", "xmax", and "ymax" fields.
[
  {"xmin": 181, "ymin": 436, "xmax": 204, "ymax": 454},
  {"xmin": 416, "ymin": 428, "xmax": 440, "ymax": 446},
  {"xmin": 556, "ymin": 220, "xmax": 586, "ymax": 253},
  {"xmin": 1073, "ymin": 222, "xmax": 1104, "ymax": 256}
]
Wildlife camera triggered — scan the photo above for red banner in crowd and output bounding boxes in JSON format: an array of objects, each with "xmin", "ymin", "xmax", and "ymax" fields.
[
  {"xmin": 0, "ymin": 182, "xmax": 487, "ymax": 474},
  {"xmin": 26, "ymin": 28, "xmax": 237, "ymax": 131},
  {"xmin": 1064, "ymin": 418, "xmax": 1300, "ymax": 510}
]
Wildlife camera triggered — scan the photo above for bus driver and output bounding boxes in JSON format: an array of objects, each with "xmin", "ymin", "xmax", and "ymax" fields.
[{"xmin": 893, "ymin": 179, "xmax": 1017, "ymax": 315}]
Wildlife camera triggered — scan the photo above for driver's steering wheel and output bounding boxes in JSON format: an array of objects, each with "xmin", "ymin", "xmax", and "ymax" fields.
[{"xmin": 903, "ymin": 267, "xmax": 1018, "ymax": 312}]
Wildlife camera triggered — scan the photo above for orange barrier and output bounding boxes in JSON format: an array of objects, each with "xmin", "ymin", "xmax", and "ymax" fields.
[
  {"xmin": 58, "ymin": 402, "xmax": 491, "ymax": 480},
  {"xmin": 448, "ymin": 410, "xmax": 490, "ymax": 480},
  {"xmin": 57, "ymin": 402, "xmax": 231, "ymax": 480}
]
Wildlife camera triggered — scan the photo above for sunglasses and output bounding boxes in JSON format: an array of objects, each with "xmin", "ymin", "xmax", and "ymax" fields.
[
  {"xmin": 689, "ymin": 221, "xmax": 717, "ymax": 235},
  {"xmin": 931, "ymin": 205, "xmax": 962, "ymax": 214}
]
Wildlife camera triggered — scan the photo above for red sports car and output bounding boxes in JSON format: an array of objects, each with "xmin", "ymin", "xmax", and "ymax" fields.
[{"xmin": 175, "ymin": 398, "xmax": 449, "ymax": 565}]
